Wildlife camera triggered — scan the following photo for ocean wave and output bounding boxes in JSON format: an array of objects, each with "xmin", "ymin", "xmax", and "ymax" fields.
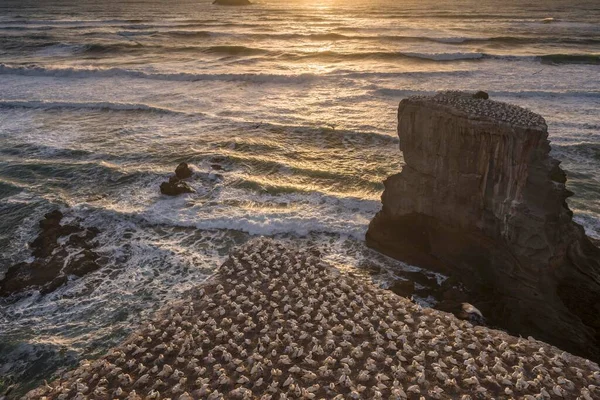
[
  {"xmin": 2, "ymin": 41, "xmax": 142, "ymax": 55},
  {"xmin": 5, "ymin": 41, "xmax": 271, "ymax": 57},
  {"xmin": 384, "ymin": 35, "xmax": 600, "ymax": 46},
  {"xmin": 550, "ymin": 121, "xmax": 600, "ymax": 130},
  {"xmin": 80, "ymin": 191, "xmax": 380, "ymax": 239},
  {"xmin": 0, "ymin": 63, "xmax": 321, "ymax": 84},
  {"xmin": 151, "ymin": 30, "xmax": 212, "ymax": 38},
  {"xmin": 0, "ymin": 100, "xmax": 185, "ymax": 114},
  {"xmin": 306, "ymin": 51, "xmax": 596, "ymax": 64},
  {"xmin": 0, "ymin": 180, "xmax": 23, "ymax": 199},
  {"xmin": 574, "ymin": 213, "xmax": 600, "ymax": 240},
  {"xmin": 376, "ymin": 89, "xmax": 600, "ymax": 99},
  {"xmin": 540, "ymin": 54, "xmax": 600, "ymax": 65},
  {"xmin": 8, "ymin": 35, "xmax": 598, "ymax": 66},
  {"xmin": 399, "ymin": 51, "xmax": 485, "ymax": 61},
  {"xmin": 271, "ymin": 50, "xmax": 486, "ymax": 62},
  {"xmin": 190, "ymin": 31, "xmax": 599, "ymax": 47},
  {"xmin": 201, "ymin": 45, "xmax": 271, "ymax": 56}
]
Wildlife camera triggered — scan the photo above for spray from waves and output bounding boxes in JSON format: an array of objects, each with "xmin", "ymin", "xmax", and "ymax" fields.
[
  {"xmin": 79, "ymin": 187, "xmax": 381, "ymax": 240},
  {"xmin": 0, "ymin": 100, "xmax": 187, "ymax": 115}
]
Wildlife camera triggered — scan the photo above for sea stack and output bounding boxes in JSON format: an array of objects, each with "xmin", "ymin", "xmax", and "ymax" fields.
[{"xmin": 366, "ymin": 91, "xmax": 600, "ymax": 362}]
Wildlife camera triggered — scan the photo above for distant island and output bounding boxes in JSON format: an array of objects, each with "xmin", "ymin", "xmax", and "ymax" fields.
[{"xmin": 213, "ymin": 0, "xmax": 251, "ymax": 5}]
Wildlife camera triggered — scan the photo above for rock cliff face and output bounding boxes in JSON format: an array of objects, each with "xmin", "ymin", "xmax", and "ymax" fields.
[{"xmin": 367, "ymin": 91, "xmax": 600, "ymax": 361}]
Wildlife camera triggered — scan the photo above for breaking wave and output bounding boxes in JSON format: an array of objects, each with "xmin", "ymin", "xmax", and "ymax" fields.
[
  {"xmin": 0, "ymin": 63, "xmax": 320, "ymax": 84},
  {"xmin": 540, "ymin": 54, "xmax": 600, "ymax": 65}
]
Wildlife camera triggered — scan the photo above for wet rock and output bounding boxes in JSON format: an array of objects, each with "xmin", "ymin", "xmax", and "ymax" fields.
[
  {"xmin": 159, "ymin": 163, "xmax": 196, "ymax": 196},
  {"xmin": 30, "ymin": 210, "xmax": 82, "ymax": 258},
  {"xmin": 159, "ymin": 179, "xmax": 194, "ymax": 196},
  {"xmin": 367, "ymin": 91, "xmax": 600, "ymax": 362},
  {"xmin": 0, "ymin": 210, "xmax": 101, "ymax": 296},
  {"xmin": 389, "ymin": 279, "xmax": 414, "ymax": 298},
  {"xmin": 175, "ymin": 162, "xmax": 193, "ymax": 179}
]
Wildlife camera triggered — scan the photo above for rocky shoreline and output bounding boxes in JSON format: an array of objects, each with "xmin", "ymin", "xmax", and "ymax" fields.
[{"xmin": 25, "ymin": 239, "xmax": 600, "ymax": 399}]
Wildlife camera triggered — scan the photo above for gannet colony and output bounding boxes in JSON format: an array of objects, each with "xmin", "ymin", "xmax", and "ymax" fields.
[
  {"xmin": 26, "ymin": 239, "xmax": 600, "ymax": 399},
  {"xmin": 407, "ymin": 91, "xmax": 547, "ymax": 128}
]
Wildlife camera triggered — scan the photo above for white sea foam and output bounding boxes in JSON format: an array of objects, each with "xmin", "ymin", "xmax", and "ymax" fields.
[{"xmin": 574, "ymin": 213, "xmax": 600, "ymax": 240}]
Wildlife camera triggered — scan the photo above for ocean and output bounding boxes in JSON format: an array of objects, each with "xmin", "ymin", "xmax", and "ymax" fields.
[{"xmin": 0, "ymin": 0, "xmax": 598, "ymax": 395}]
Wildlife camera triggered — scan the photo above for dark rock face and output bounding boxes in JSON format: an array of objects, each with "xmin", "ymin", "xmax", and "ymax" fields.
[
  {"xmin": 0, "ymin": 211, "xmax": 101, "ymax": 296},
  {"xmin": 366, "ymin": 91, "xmax": 600, "ymax": 361},
  {"xmin": 175, "ymin": 162, "xmax": 193, "ymax": 179},
  {"xmin": 213, "ymin": 0, "xmax": 251, "ymax": 5}
]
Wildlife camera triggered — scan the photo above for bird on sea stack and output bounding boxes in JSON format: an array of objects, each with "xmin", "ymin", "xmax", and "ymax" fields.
[{"xmin": 26, "ymin": 238, "xmax": 600, "ymax": 399}]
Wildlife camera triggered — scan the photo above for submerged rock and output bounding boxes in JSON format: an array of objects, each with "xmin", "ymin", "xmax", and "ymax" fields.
[
  {"xmin": 25, "ymin": 238, "xmax": 600, "ymax": 399},
  {"xmin": 0, "ymin": 210, "xmax": 101, "ymax": 296},
  {"xmin": 366, "ymin": 91, "xmax": 600, "ymax": 362}
]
